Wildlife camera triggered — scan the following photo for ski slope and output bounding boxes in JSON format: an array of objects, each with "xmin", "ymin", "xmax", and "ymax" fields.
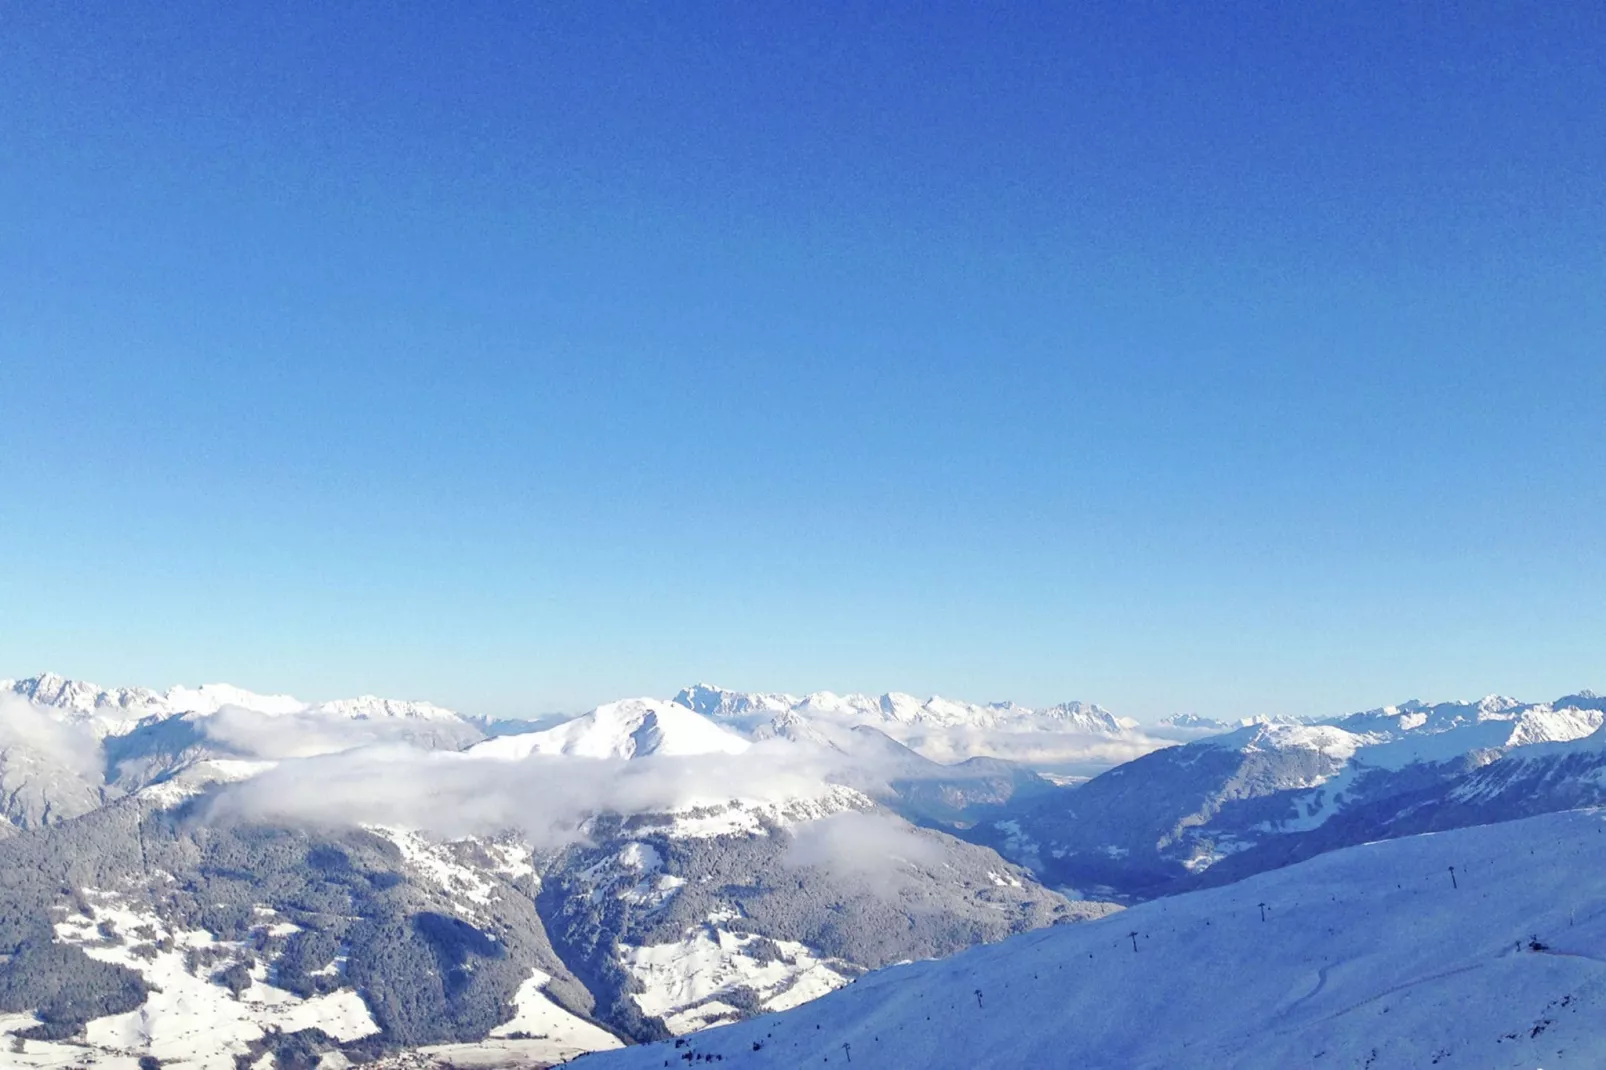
[{"xmin": 575, "ymin": 808, "xmax": 1606, "ymax": 1069}]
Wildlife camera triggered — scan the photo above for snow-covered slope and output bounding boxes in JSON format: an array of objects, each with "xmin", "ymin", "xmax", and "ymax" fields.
[
  {"xmin": 468, "ymin": 698, "xmax": 750, "ymax": 760},
  {"xmin": 366, "ymin": 968, "xmax": 625, "ymax": 1069},
  {"xmin": 576, "ymin": 807, "xmax": 1606, "ymax": 1070}
]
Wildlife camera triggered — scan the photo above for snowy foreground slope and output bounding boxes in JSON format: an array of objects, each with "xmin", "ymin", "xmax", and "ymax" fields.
[{"xmin": 577, "ymin": 808, "xmax": 1606, "ymax": 1070}]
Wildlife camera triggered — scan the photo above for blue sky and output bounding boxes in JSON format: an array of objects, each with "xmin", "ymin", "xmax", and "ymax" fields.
[{"xmin": 2, "ymin": 2, "xmax": 1602, "ymax": 720}]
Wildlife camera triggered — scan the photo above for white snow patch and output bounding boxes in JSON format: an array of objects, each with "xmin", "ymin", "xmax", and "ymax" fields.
[
  {"xmin": 11, "ymin": 891, "xmax": 380, "ymax": 1069},
  {"xmin": 369, "ymin": 827, "xmax": 501, "ymax": 909},
  {"xmin": 359, "ymin": 971, "xmax": 621, "ymax": 1069},
  {"xmin": 487, "ymin": 968, "xmax": 622, "ymax": 1049},
  {"xmin": 629, "ymin": 785, "xmax": 873, "ymax": 841},
  {"xmin": 619, "ymin": 927, "xmax": 855, "ymax": 1035}
]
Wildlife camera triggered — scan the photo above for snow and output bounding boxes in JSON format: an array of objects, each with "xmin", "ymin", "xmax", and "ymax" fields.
[
  {"xmin": 1257, "ymin": 710, "xmax": 1606, "ymax": 836},
  {"xmin": 368, "ymin": 827, "xmax": 503, "ymax": 909},
  {"xmin": 309, "ymin": 695, "xmax": 464, "ymax": 722},
  {"xmin": 1505, "ymin": 704, "xmax": 1606, "ymax": 747},
  {"xmin": 487, "ymin": 968, "xmax": 623, "ymax": 1047},
  {"xmin": 784, "ymin": 689, "xmax": 1128, "ymax": 736},
  {"xmin": 576, "ymin": 807, "xmax": 1606, "ymax": 1070},
  {"xmin": 4, "ymin": 673, "xmax": 472, "ymax": 739},
  {"xmin": 625, "ymin": 785, "xmax": 874, "ymax": 839},
  {"xmin": 4, "ymin": 890, "xmax": 380, "ymax": 1069},
  {"xmin": 340, "ymin": 969, "xmax": 623, "ymax": 1068},
  {"xmin": 619, "ymin": 925, "xmax": 856, "ymax": 1034},
  {"xmin": 137, "ymin": 757, "xmax": 282, "ymax": 807},
  {"xmin": 668, "ymin": 684, "xmax": 1150, "ymax": 768},
  {"xmin": 0, "ymin": 1021, "xmax": 147, "ymax": 1070},
  {"xmin": 1206, "ymin": 722, "xmax": 1366, "ymax": 761},
  {"xmin": 481, "ymin": 837, "xmax": 538, "ymax": 884},
  {"xmin": 616, "ymin": 841, "xmax": 662, "ymax": 871},
  {"xmin": 2, "ymin": 672, "xmax": 169, "ymax": 738},
  {"xmin": 467, "ymin": 698, "xmax": 749, "ymax": 760},
  {"xmin": 163, "ymin": 683, "xmax": 305, "ymax": 717}
]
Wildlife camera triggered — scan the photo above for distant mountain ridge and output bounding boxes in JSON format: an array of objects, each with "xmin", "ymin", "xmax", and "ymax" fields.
[
  {"xmin": 3, "ymin": 671, "xmax": 464, "ymax": 738},
  {"xmin": 986, "ymin": 689, "xmax": 1606, "ymax": 900},
  {"xmin": 669, "ymin": 683, "xmax": 1145, "ymax": 769},
  {"xmin": 673, "ymin": 682, "xmax": 1128, "ymax": 734}
]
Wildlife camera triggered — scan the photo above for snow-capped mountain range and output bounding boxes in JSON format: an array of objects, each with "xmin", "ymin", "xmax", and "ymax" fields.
[
  {"xmin": 3, "ymin": 671, "xmax": 462, "ymax": 739},
  {"xmin": 7, "ymin": 670, "xmax": 1606, "ymax": 1068},
  {"xmin": 0, "ymin": 673, "xmax": 1118, "ymax": 1068},
  {"xmin": 674, "ymin": 682, "xmax": 1130, "ymax": 734},
  {"xmin": 668, "ymin": 683, "xmax": 1156, "ymax": 770},
  {"xmin": 985, "ymin": 689, "xmax": 1606, "ymax": 900}
]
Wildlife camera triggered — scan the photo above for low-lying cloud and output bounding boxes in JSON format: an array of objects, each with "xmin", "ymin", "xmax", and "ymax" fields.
[
  {"xmin": 0, "ymin": 693, "xmax": 103, "ymax": 782},
  {"xmin": 195, "ymin": 713, "xmax": 1151, "ymax": 891},
  {"xmin": 885, "ymin": 725, "xmax": 1170, "ymax": 771},
  {"xmin": 199, "ymin": 706, "xmax": 478, "ymax": 759},
  {"xmin": 781, "ymin": 811, "xmax": 947, "ymax": 895},
  {"xmin": 205, "ymin": 738, "xmax": 850, "ymax": 847}
]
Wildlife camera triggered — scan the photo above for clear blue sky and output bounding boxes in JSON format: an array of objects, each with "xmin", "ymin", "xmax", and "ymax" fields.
[{"xmin": 2, "ymin": 2, "xmax": 1602, "ymax": 720}]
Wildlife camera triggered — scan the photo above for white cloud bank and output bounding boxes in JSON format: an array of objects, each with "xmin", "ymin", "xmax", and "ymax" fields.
[{"xmin": 204, "ymin": 739, "xmax": 851, "ymax": 846}]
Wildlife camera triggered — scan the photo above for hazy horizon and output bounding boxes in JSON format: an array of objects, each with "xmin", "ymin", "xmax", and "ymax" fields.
[{"xmin": 7, "ymin": 665, "xmax": 1600, "ymax": 729}]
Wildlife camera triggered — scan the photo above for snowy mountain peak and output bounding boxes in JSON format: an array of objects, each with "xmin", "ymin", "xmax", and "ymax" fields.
[
  {"xmin": 309, "ymin": 695, "xmax": 464, "ymax": 722},
  {"xmin": 162, "ymin": 682, "xmax": 305, "ymax": 716},
  {"xmin": 470, "ymin": 698, "xmax": 751, "ymax": 760},
  {"xmin": 1208, "ymin": 722, "xmax": 1366, "ymax": 759},
  {"xmin": 6, "ymin": 671, "xmax": 159, "ymax": 712},
  {"xmin": 1554, "ymin": 690, "xmax": 1606, "ymax": 712},
  {"xmin": 1155, "ymin": 712, "xmax": 1307, "ymax": 733},
  {"xmin": 1475, "ymin": 694, "xmax": 1524, "ymax": 717},
  {"xmin": 4, "ymin": 672, "xmax": 172, "ymax": 737},
  {"xmin": 1501, "ymin": 703, "xmax": 1606, "ymax": 748},
  {"xmin": 1036, "ymin": 701, "xmax": 1124, "ymax": 733},
  {"xmin": 671, "ymin": 684, "xmax": 798, "ymax": 726}
]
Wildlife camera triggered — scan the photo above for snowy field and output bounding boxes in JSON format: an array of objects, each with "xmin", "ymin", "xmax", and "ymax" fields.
[{"xmin": 576, "ymin": 808, "xmax": 1606, "ymax": 1069}]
